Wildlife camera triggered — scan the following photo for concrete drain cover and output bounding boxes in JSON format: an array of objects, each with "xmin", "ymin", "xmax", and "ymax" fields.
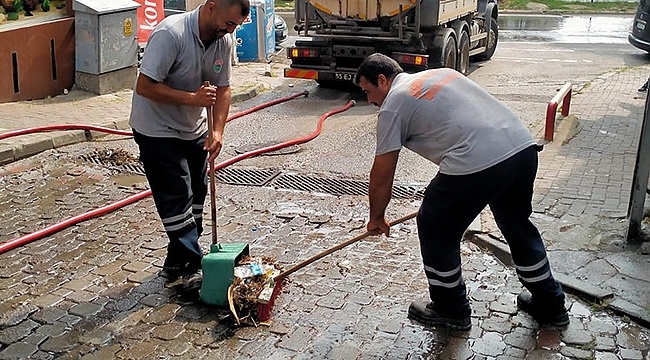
[
  {"xmin": 216, "ymin": 168, "xmax": 280, "ymax": 186},
  {"xmin": 234, "ymin": 142, "xmax": 301, "ymax": 156}
]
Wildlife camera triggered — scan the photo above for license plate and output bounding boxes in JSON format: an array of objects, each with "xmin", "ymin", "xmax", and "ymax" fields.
[
  {"xmin": 637, "ymin": 20, "xmax": 646, "ymax": 30},
  {"xmin": 334, "ymin": 72, "xmax": 354, "ymax": 81}
]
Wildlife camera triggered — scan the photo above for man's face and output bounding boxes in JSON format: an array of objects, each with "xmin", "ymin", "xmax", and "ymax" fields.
[
  {"xmin": 208, "ymin": 1, "xmax": 246, "ymax": 40},
  {"xmin": 358, "ymin": 75, "xmax": 389, "ymax": 107}
]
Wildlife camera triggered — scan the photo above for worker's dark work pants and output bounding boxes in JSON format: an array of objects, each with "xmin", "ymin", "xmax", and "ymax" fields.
[
  {"xmin": 133, "ymin": 130, "xmax": 208, "ymax": 275},
  {"xmin": 417, "ymin": 145, "xmax": 565, "ymax": 318}
]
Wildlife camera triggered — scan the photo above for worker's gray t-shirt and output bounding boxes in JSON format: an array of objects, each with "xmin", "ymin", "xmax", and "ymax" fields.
[
  {"xmin": 129, "ymin": 7, "xmax": 232, "ymax": 140},
  {"xmin": 376, "ymin": 69, "xmax": 536, "ymax": 175}
]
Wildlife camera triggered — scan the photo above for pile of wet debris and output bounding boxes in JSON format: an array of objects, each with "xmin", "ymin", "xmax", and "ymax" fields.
[{"xmin": 228, "ymin": 256, "xmax": 282, "ymax": 325}]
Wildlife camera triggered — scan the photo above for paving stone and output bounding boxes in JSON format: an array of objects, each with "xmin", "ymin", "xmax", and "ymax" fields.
[
  {"xmin": 277, "ymin": 326, "xmax": 315, "ymax": 352},
  {"xmin": 503, "ymin": 326, "xmax": 536, "ymax": 351},
  {"xmin": 122, "ymin": 261, "xmax": 152, "ymax": 273},
  {"xmin": 0, "ymin": 304, "xmax": 39, "ymax": 329},
  {"xmin": 79, "ymin": 344, "xmax": 122, "ymax": 360},
  {"xmin": 594, "ymin": 335, "xmax": 616, "ymax": 351},
  {"xmin": 587, "ymin": 319, "xmax": 619, "ymax": 335},
  {"xmin": 115, "ymin": 339, "xmax": 162, "ymax": 360},
  {"xmin": 79, "ymin": 329, "xmax": 113, "ymax": 346},
  {"xmin": 142, "ymin": 303, "xmax": 180, "ymax": 325},
  {"xmin": 480, "ymin": 314, "xmax": 512, "ymax": 334},
  {"xmin": 31, "ymin": 294, "xmax": 64, "ymax": 309},
  {"xmin": 34, "ymin": 322, "xmax": 68, "ymax": 338},
  {"xmin": 60, "ymin": 280, "xmax": 91, "ymax": 292},
  {"xmin": 560, "ymin": 345, "xmax": 594, "ymax": 359},
  {"xmin": 39, "ymin": 330, "xmax": 82, "ymax": 353},
  {"xmin": 0, "ymin": 342, "xmax": 39, "ymax": 359},
  {"xmin": 489, "ymin": 294, "xmax": 517, "ymax": 315},
  {"xmin": 327, "ymin": 344, "xmax": 361, "ymax": 360},
  {"xmin": 471, "ymin": 331, "xmax": 506, "ymax": 357},
  {"xmin": 437, "ymin": 336, "xmax": 473, "ymax": 360},
  {"xmin": 68, "ymin": 303, "xmax": 103, "ymax": 318},
  {"xmin": 619, "ymin": 348, "xmax": 644, "ymax": 360},
  {"xmin": 28, "ymin": 350, "xmax": 54, "ymax": 360},
  {"xmin": 64, "ymin": 290, "xmax": 98, "ymax": 303},
  {"xmin": 175, "ymin": 304, "xmax": 210, "ymax": 320},
  {"xmin": 594, "ymin": 352, "xmax": 620, "ymax": 360},
  {"xmin": 23, "ymin": 333, "xmax": 48, "ymax": 346},
  {"xmin": 562, "ymin": 327, "xmax": 594, "ymax": 345},
  {"xmin": 139, "ymin": 294, "xmax": 168, "ymax": 307},
  {"xmin": 0, "ymin": 319, "xmax": 39, "ymax": 345},
  {"xmin": 57, "ymin": 314, "xmax": 82, "ymax": 326},
  {"xmin": 151, "ymin": 323, "xmax": 184, "ymax": 341}
]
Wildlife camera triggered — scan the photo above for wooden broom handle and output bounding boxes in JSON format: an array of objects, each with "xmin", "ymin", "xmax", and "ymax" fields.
[
  {"xmin": 205, "ymin": 81, "xmax": 218, "ymax": 245},
  {"xmin": 275, "ymin": 211, "xmax": 418, "ymax": 281}
]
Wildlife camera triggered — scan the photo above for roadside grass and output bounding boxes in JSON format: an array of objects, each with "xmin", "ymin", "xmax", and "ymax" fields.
[
  {"xmin": 275, "ymin": 0, "xmax": 294, "ymax": 10},
  {"xmin": 500, "ymin": 0, "xmax": 637, "ymax": 12},
  {"xmin": 275, "ymin": 0, "xmax": 637, "ymax": 12}
]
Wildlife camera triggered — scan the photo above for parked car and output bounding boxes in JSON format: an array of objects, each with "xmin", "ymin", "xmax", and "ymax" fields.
[{"xmin": 275, "ymin": 14, "xmax": 288, "ymax": 46}]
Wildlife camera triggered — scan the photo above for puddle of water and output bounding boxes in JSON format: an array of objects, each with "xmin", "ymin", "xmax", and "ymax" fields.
[
  {"xmin": 500, "ymin": 15, "xmax": 634, "ymax": 43},
  {"xmin": 110, "ymin": 174, "xmax": 148, "ymax": 187}
]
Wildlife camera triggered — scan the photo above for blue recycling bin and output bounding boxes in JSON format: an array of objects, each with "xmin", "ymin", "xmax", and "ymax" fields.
[{"xmin": 236, "ymin": 0, "xmax": 275, "ymax": 62}]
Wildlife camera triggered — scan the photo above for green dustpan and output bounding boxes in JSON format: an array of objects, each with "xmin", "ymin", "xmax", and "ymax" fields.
[
  {"xmin": 200, "ymin": 243, "xmax": 249, "ymax": 306},
  {"xmin": 199, "ymin": 96, "xmax": 249, "ymax": 306}
]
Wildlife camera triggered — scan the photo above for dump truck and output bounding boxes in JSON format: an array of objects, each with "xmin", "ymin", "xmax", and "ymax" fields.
[{"xmin": 283, "ymin": 0, "xmax": 499, "ymax": 85}]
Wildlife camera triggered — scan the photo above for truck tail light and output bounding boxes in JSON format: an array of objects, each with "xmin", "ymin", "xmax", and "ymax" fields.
[
  {"xmin": 289, "ymin": 47, "xmax": 320, "ymax": 58},
  {"xmin": 392, "ymin": 52, "xmax": 428, "ymax": 66}
]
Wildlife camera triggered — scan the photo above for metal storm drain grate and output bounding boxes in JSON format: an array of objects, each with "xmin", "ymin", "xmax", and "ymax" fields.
[
  {"xmin": 78, "ymin": 151, "xmax": 424, "ymax": 200},
  {"xmin": 268, "ymin": 173, "xmax": 424, "ymax": 200},
  {"xmin": 216, "ymin": 168, "xmax": 280, "ymax": 186},
  {"xmin": 79, "ymin": 150, "xmax": 145, "ymax": 175}
]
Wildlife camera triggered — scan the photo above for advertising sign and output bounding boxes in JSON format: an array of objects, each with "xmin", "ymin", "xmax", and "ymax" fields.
[{"xmin": 135, "ymin": 0, "xmax": 165, "ymax": 44}]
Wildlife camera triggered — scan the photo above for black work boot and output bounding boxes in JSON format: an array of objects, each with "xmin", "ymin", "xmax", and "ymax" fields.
[
  {"xmin": 408, "ymin": 301, "xmax": 471, "ymax": 331},
  {"xmin": 517, "ymin": 291, "xmax": 569, "ymax": 327}
]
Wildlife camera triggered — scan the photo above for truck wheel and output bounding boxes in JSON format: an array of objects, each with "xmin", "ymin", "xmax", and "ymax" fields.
[
  {"xmin": 457, "ymin": 29, "xmax": 470, "ymax": 75},
  {"xmin": 429, "ymin": 28, "xmax": 457, "ymax": 69},
  {"xmin": 477, "ymin": 17, "xmax": 498, "ymax": 61}
]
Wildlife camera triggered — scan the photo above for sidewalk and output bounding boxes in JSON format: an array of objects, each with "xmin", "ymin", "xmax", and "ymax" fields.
[
  {"xmin": 475, "ymin": 65, "xmax": 650, "ymax": 327},
  {"xmin": 0, "ymin": 61, "xmax": 284, "ymax": 166}
]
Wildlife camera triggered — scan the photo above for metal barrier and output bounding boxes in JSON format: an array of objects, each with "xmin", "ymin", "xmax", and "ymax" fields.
[{"xmin": 544, "ymin": 82, "xmax": 572, "ymax": 141}]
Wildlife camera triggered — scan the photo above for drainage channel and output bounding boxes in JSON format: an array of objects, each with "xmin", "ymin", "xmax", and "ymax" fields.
[{"xmin": 79, "ymin": 150, "xmax": 425, "ymax": 200}]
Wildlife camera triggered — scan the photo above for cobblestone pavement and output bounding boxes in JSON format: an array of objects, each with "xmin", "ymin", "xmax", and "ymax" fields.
[
  {"xmin": 0, "ymin": 140, "xmax": 648, "ymax": 359},
  {"xmin": 1, "ymin": 58, "xmax": 650, "ymax": 358}
]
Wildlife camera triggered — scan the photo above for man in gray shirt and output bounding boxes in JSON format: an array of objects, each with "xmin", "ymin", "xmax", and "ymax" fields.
[
  {"xmin": 129, "ymin": 0, "xmax": 249, "ymax": 291},
  {"xmin": 355, "ymin": 53, "xmax": 568, "ymax": 331}
]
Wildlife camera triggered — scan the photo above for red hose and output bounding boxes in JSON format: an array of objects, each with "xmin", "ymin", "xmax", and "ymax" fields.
[
  {"xmin": 0, "ymin": 91, "xmax": 309, "ymax": 141},
  {"xmin": 0, "ymin": 97, "xmax": 353, "ymax": 255}
]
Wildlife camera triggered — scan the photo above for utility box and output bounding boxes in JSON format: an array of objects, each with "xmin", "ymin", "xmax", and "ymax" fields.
[
  {"xmin": 236, "ymin": 0, "xmax": 275, "ymax": 62},
  {"xmin": 74, "ymin": 0, "xmax": 140, "ymax": 74}
]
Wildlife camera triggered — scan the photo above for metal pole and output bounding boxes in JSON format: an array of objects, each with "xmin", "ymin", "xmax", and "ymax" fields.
[{"xmin": 626, "ymin": 77, "xmax": 650, "ymax": 241}]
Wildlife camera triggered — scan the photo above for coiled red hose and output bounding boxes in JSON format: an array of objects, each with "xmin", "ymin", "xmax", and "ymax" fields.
[{"xmin": 0, "ymin": 97, "xmax": 354, "ymax": 254}]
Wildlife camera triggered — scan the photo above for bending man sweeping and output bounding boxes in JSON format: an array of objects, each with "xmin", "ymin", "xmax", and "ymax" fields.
[
  {"xmin": 356, "ymin": 53, "xmax": 568, "ymax": 331},
  {"xmin": 129, "ymin": 0, "xmax": 249, "ymax": 291}
]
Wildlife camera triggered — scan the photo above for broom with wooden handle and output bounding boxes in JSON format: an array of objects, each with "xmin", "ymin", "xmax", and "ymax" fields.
[
  {"xmin": 205, "ymin": 81, "xmax": 218, "ymax": 247},
  {"xmin": 256, "ymin": 211, "xmax": 418, "ymax": 320}
]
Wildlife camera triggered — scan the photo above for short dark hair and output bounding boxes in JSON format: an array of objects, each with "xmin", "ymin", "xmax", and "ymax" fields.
[
  {"xmin": 354, "ymin": 53, "xmax": 403, "ymax": 86},
  {"xmin": 214, "ymin": 0, "xmax": 250, "ymax": 17}
]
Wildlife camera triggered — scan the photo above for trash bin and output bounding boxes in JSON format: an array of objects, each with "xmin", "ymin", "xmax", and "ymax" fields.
[
  {"xmin": 74, "ymin": 0, "xmax": 140, "ymax": 74},
  {"xmin": 235, "ymin": 0, "xmax": 274, "ymax": 62}
]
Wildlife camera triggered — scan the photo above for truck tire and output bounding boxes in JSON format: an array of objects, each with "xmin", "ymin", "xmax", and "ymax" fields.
[
  {"xmin": 477, "ymin": 17, "xmax": 498, "ymax": 61},
  {"xmin": 457, "ymin": 29, "xmax": 470, "ymax": 75},
  {"xmin": 430, "ymin": 28, "xmax": 457, "ymax": 70}
]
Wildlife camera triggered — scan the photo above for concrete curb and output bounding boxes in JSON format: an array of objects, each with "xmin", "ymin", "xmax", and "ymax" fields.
[
  {"xmin": 0, "ymin": 85, "xmax": 266, "ymax": 166},
  {"xmin": 470, "ymin": 234, "xmax": 650, "ymax": 328}
]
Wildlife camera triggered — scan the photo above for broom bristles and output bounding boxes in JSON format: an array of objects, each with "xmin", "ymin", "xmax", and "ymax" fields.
[{"xmin": 257, "ymin": 279, "xmax": 283, "ymax": 321}]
